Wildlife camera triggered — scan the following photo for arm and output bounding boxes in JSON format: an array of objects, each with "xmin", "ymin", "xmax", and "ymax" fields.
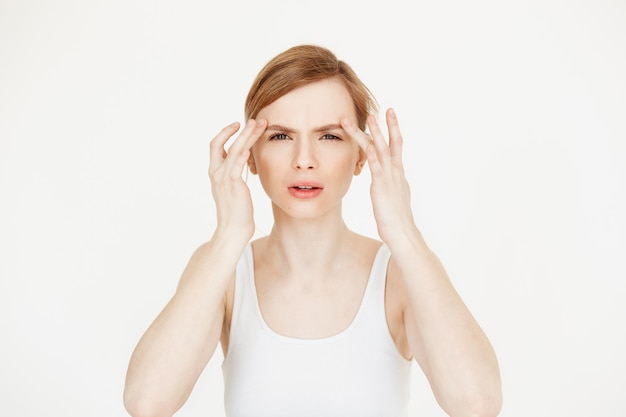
[
  {"xmin": 123, "ymin": 119, "xmax": 267, "ymax": 417},
  {"xmin": 389, "ymin": 230, "xmax": 502, "ymax": 417},
  {"xmin": 343, "ymin": 110, "xmax": 502, "ymax": 417}
]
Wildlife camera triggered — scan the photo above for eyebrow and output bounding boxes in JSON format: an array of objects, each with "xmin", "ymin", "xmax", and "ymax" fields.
[{"xmin": 266, "ymin": 123, "xmax": 344, "ymax": 133}]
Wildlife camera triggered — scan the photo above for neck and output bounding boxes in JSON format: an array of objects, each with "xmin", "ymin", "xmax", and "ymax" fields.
[{"xmin": 263, "ymin": 203, "xmax": 355, "ymax": 278}]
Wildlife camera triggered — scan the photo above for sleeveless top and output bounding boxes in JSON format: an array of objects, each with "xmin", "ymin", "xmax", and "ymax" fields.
[{"xmin": 222, "ymin": 243, "xmax": 412, "ymax": 417}]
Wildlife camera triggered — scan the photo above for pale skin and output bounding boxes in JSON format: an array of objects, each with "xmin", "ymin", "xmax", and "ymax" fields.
[{"xmin": 124, "ymin": 78, "xmax": 502, "ymax": 417}]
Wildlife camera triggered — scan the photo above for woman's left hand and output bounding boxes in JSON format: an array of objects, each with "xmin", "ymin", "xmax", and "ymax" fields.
[{"xmin": 342, "ymin": 108, "xmax": 416, "ymax": 246}]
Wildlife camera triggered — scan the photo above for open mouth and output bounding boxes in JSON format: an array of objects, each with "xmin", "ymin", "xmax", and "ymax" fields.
[{"xmin": 288, "ymin": 184, "xmax": 323, "ymax": 199}]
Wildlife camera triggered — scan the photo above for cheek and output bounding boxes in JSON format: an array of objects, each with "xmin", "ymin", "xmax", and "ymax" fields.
[
  {"xmin": 340, "ymin": 158, "xmax": 355, "ymax": 172},
  {"xmin": 252, "ymin": 146, "xmax": 273, "ymax": 173},
  {"xmin": 333, "ymin": 151, "xmax": 360, "ymax": 177},
  {"xmin": 253, "ymin": 148, "xmax": 284, "ymax": 183},
  {"xmin": 342, "ymin": 148, "xmax": 361, "ymax": 169}
]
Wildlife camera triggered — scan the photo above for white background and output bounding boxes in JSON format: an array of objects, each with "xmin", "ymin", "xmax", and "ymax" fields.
[{"xmin": 1, "ymin": 0, "xmax": 624, "ymax": 416}]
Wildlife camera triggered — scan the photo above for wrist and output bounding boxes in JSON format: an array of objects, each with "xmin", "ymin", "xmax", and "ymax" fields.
[
  {"xmin": 210, "ymin": 228, "xmax": 250, "ymax": 253},
  {"xmin": 213, "ymin": 224, "xmax": 253, "ymax": 246},
  {"xmin": 385, "ymin": 225, "xmax": 431, "ymax": 258}
]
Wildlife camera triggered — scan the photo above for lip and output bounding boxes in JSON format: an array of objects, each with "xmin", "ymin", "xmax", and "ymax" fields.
[
  {"xmin": 288, "ymin": 181, "xmax": 323, "ymax": 189},
  {"xmin": 288, "ymin": 181, "xmax": 324, "ymax": 199}
]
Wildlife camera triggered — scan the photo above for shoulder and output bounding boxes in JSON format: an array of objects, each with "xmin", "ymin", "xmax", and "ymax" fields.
[{"xmin": 350, "ymin": 233, "xmax": 382, "ymax": 261}]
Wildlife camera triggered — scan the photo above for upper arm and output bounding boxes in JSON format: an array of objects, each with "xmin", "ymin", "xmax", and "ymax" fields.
[
  {"xmin": 220, "ymin": 271, "xmax": 237, "ymax": 357},
  {"xmin": 387, "ymin": 257, "xmax": 431, "ymax": 374},
  {"xmin": 385, "ymin": 257, "xmax": 414, "ymax": 362}
]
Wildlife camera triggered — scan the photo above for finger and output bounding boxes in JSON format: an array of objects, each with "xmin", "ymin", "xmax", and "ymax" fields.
[
  {"xmin": 226, "ymin": 118, "xmax": 266, "ymax": 159},
  {"xmin": 210, "ymin": 122, "xmax": 240, "ymax": 170},
  {"xmin": 340, "ymin": 118, "xmax": 372, "ymax": 153},
  {"xmin": 226, "ymin": 119, "xmax": 260, "ymax": 157},
  {"xmin": 225, "ymin": 119, "xmax": 267, "ymax": 178},
  {"xmin": 366, "ymin": 115, "xmax": 390, "ymax": 166},
  {"xmin": 386, "ymin": 108, "xmax": 404, "ymax": 162},
  {"xmin": 366, "ymin": 143, "xmax": 383, "ymax": 176},
  {"xmin": 341, "ymin": 118, "xmax": 387, "ymax": 178},
  {"xmin": 340, "ymin": 118, "xmax": 382, "ymax": 178},
  {"xmin": 228, "ymin": 149, "xmax": 251, "ymax": 179},
  {"xmin": 244, "ymin": 118, "xmax": 267, "ymax": 151}
]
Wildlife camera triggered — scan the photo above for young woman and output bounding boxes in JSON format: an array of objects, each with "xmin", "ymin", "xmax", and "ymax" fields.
[{"xmin": 123, "ymin": 45, "xmax": 502, "ymax": 417}]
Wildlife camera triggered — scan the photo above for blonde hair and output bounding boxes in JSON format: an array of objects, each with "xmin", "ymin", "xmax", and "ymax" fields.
[{"xmin": 244, "ymin": 45, "xmax": 377, "ymax": 130}]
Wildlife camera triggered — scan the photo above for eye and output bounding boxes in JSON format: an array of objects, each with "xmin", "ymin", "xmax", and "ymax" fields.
[
  {"xmin": 321, "ymin": 134, "xmax": 341, "ymax": 141},
  {"xmin": 269, "ymin": 133, "xmax": 290, "ymax": 141}
]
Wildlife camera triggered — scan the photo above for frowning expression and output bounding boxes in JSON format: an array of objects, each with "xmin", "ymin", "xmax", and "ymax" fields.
[{"xmin": 249, "ymin": 77, "xmax": 366, "ymax": 219}]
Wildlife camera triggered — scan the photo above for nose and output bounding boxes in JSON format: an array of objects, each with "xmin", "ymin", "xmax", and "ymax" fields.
[{"xmin": 293, "ymin": 139, "xmax": 318, "ymax": 170}]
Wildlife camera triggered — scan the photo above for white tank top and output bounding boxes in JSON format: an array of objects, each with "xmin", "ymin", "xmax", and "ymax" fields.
[{"xmin": 222, "ymin": 243, "xmax": 412, "ymax": 417}]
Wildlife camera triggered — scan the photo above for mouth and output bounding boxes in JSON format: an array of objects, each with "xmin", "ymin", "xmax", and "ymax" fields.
[
  {"xmin": 288, "ymin": 181, "xmax": 323, "ymax": 190},
  {"xmin": 288, "ymin": 183, "xmax": 323, "ymax": 199},
  {"xmin": 291, "ymin": 185, "xmax": 319, "ymax": 190}
]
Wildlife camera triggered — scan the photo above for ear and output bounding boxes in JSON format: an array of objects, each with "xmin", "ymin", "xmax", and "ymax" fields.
[
  {"xmin": 247, "ymin": 153, "xmax": 258, "ymax": 175},
  {"xmin": 354, "ymin": 148, "xmax": 366, "ymax": 175}
]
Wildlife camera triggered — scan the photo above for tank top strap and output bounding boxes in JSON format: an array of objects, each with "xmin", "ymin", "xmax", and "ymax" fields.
[
  {"xmin": 230, "ymin": 242, "xmax": 393, "ymax": 344},
  {"xmin": 351, "ymin": 243, "xmax": 392, "ymax": 335},
  {"xmin": 224, "ymin": 242, "xmax": 255, "ymax": 360},
  {"xmin": 367, "ymin": 243, "xmax": 392, "ymax": 300},
  {"xmin": 223, "ymin": 242, "xmax": 411, "ymax": 417}
]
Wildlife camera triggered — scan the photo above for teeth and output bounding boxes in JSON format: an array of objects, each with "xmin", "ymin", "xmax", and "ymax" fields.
[{"xmin": 297, "ymin": 186, "xmax": 313, "ymax": 189}]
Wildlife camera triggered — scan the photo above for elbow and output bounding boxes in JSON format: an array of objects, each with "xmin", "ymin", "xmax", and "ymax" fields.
[
  {"xmin": 440, "ymin": 379, "xmax": 502, "ymax": 417},
  {"xmin": 464, "ymin": 394, "xmax": 502, "ymax": 417},
  {"xmin": 123, "ymin": 387, "xmax": 175, "ymax": 417},
  {"xmin": 123, "ymin": 396, "xmax": 156, "ymax": 417},
  {"xmin": 455, "ymin": 387, "xmax": 503, "ymax": 417}
]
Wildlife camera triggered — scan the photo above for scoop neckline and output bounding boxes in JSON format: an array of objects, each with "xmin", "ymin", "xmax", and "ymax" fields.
[{"xmin": 246, "ymin": 242, "xmax": 385, "ymax": 344}]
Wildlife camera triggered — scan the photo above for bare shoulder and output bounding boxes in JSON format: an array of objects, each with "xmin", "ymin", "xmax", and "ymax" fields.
[
  {"xmin": 350, "ymin": 233, "xmax": 383, "ymax": 263},
  {"xmin": 349, "ymin": 234, "xmax": 412, "ymax": 360}
]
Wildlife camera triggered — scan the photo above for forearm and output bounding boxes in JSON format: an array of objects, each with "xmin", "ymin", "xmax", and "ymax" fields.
[
  {"xmin": 124, "ymin": 233, "xmax": 246, "ymax": 417},
  {"xmin": 389, "ymin": 227, "xmax": 502, "ymax": 417}
]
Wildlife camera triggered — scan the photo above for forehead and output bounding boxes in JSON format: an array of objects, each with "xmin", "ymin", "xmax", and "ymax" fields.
[{"xmin": 256, "ymin": 77, "xmax": 356, "ymax": 127}]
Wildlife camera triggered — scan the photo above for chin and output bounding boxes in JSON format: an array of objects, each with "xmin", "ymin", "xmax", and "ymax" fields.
[{"xmin": 273, "ymin": 201, "xmax": 340, "ymax": 221}]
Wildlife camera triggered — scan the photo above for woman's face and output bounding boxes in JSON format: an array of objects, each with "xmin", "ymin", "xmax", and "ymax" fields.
[{"xmin": 250, "ymin": 77, "xmax": 366, "ymax": 220}]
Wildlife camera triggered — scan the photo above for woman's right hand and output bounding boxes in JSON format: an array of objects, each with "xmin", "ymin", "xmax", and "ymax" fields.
[
  {"xmin": 208, "ymin": 119, "xmax": 267, "ymax": 243},
  {"xmin": 123, "ymin": 120, "xmax": 267, "ymax": 417}
]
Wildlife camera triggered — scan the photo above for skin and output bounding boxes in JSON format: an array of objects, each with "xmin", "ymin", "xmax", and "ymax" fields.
[{"xmin": 123, "ymin": 77, "xmax": 502, "ymax": 417}]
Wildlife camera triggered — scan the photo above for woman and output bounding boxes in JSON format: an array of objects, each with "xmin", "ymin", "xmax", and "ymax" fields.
[{"xmin": 123, "ymin": 45, "xmax": 502, "ymax": 417}]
